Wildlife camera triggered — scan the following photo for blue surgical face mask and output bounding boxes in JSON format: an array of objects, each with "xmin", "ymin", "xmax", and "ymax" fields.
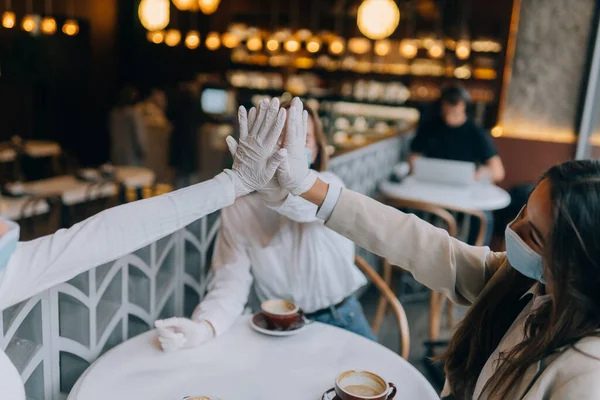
[
  {"xmin": 0, "ymin": 218, "xmax": 19, "ymax": 272},
  {"xmin": 505, "ymin": 210, "xmax": 545, "ymax": 283},
  {"xmin": 305, "ymin": 148, "xmax": 313, "ymax": 167}
]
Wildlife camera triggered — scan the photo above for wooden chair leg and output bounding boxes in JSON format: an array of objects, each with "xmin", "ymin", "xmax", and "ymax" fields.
[
  {"xmin": 429, "ymin": 291, "xmax": 443, "ymax": 342},
  {"xmin": 372, "ymin": 260, "xmax": 393, "ymax": 335},
  {"xmin": 446, "ymin": 300, "xmax": 455, "ymax": 328}
]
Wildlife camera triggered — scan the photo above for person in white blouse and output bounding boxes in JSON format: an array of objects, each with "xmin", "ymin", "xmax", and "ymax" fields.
[
  {"xmin": 154, "ymin": 99, "xmax": 373, "ymax": 351},
  {"xmin": 0, "ymin": 98, "xmax": 289, "ymax": 400},
  {"xmin": 263, "ymin": 106, "xmax": 600, "ymax": 399}
]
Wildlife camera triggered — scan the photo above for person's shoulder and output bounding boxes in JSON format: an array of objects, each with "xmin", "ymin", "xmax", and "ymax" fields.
[{"xmin": 546, "ymin": 336, "xmax": 600, "ymax": 383}]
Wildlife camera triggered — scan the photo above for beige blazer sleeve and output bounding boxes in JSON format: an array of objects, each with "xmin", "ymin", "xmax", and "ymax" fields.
[{"xmin": 326, "ymin": 189, "xmax": 505, "ymax": 305}]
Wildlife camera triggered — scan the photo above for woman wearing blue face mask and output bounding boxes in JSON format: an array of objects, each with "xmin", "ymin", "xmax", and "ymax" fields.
[
  {"xmin": 273, "ymin": 112, "xmax": 600, "ymax": 400},
  {"xmin": 0, "ymin": 98, "xmax": 290, "ymax": 400},
  {"xmin": 154, "ymin": 99, "xmax": 373, "ymax": 352}
]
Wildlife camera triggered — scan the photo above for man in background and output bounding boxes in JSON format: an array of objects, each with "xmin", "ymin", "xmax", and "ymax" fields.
[{"xmin": 409, "ymin": 85, "xmax": 505, "ymax": 183}]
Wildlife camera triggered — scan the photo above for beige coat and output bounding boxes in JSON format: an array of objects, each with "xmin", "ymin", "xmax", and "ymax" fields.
[{"xmin": 326, "ymin": 189, "xmax": 600, "ymax": 399}]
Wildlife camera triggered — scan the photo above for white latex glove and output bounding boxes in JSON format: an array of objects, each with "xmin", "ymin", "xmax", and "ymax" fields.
[
  {"xmin": 227, "ymin": 104, "xmax": 288, "ymax": 205},
  {"xmin": 226, "ymin": 98, "xmax": 287, "ymax": 198},
  {"xmin": 278, "ymin": 97, "xmax": 318, "ymax": 195},
  {"xmin": 154, "ymin": 318, "xmax": 215, "ymax": 352}
]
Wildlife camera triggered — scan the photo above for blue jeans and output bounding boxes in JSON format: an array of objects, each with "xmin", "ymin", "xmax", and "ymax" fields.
[{"xmin": 307, "ymin": 296, "xmax": 377, "ymax": 341}]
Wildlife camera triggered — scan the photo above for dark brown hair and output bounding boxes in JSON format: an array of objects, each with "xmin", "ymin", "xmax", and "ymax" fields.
[
  {"xmin": 282, "ymin": 101, "xmax": 329, "ymax": 172},
  {"xmin": 440, "ymin": 160, "xmax": 600, "ymax": 399}
]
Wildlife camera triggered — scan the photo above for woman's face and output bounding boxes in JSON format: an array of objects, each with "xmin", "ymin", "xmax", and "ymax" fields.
[
  {"xmin": 510, "ymin": 178, "xmax": 553, "ymax": 262},
  {"xmin": 305, "ymin": 114, "xmax": 318, "ymax": 164},
  {"xmin": 282, "ymin": 112, "xmax": 318, "ymax": 164}
]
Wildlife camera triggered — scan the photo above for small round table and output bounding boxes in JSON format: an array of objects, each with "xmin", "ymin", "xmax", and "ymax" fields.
[
  {"xmin": 69, "ymin": 316, "xmax": 438, "ymax": 400},
  {"xmin": 380, "ymin": 176, "xmax": 511, "ymax": 212}
]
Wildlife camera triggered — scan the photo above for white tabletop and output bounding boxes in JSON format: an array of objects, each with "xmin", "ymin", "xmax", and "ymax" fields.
[
  {"xmin": 22, "ymin": 175, "xmax": 118, "ymax": 206},
  {"xmin": 0, "ymin": 196, "xmax": 50, "ymax": 219},
  {"xmin": 380, "ymin": 176, "xmax": 511, "ymax": 211},
  {"xmin": 69, "ymin": 316, "xmax": 438, "ymax": 400},
  {"xmin": 114, "ymin": 166, "xmax": 156, "ymax": 188}
]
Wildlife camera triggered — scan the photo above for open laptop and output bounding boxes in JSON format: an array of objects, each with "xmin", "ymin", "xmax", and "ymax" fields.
[{"xmin": 413, "ymin": 157, "xmax": 476, "ymax": 186}]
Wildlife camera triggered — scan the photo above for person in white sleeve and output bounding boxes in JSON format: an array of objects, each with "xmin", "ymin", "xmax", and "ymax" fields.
[
  {"xmin": 0, "ymin": 98, "xmax": 287, "ymax": 400},
  {"xmin": 154, "ymin": 99, "xmax": 372, "ymax": 352}
]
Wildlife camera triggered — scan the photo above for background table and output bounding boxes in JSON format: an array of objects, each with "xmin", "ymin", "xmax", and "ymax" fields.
[
  {"xmin": 69, "ymin": 316, "xmax": 438, "ymax": 400},
  {"xmin": 380, "ymin": 176, "xmax": 511, "ymax": 211}
]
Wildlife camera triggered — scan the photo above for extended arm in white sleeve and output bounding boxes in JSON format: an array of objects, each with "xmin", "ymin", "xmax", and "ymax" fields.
[
  {"xmin": 191, "ymin": 206, "xmax": 253, "ymax": 335},
  {"xmin": 0, "ymin": 171, "xmax": 236, "ymax": 310},
  {"xmin": 265, "ymin": 171, "xmax": 344, "ymax": 223}
]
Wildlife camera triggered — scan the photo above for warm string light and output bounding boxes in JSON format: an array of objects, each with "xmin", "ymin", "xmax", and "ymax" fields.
[
  {"xmin": 205, "ymin": 31, "xmax": 221, "ymax": 50},
  {"xmin": 284, "ymin": 38, "xmax": 300, "ymax": 53},
  {"xmin": 222, "ymin": 32, "xmax": 240, "ymax": 49},
  {"xmin": 62, "ymin": 0, "xmax": 79, "ymax": 36},
  {"xmin": 2, "ymin": 1, "xmax": 15, "ymax": 29},
  {"xmin": 306, "ymin": 37, "xmax": 322, "ymax": 53},
  {"xmin": 147, "ymin": 30, "xmax": 165, "ymax": 44},
  {"xmin": 455, "ymin": 39, "xmax": 471, "ymax": 60},
  {"xmin": 22, "ymin": 0, "xmax": 37, "ymax": 33},
  {"xmin": 41, "ymin": 0, "xmax": 57, "ymax": 36},
  {"xmin": 374, "ymin": 39, "xmax": 391, "ymax": 56},
  {"xmin": 164, "ymin": 29, "xmax": 181, "ymax": 47},
  {"xmin": 185, "ymin": 30, "xmax": 201, "ymax": 49},
  {"xmin": 266, "ymin": 38, "xmax": 279, "ymax": 52},
  {"xmin": 329, "ymin": 37, "xmax": 345, "ymax": 55},
  {"xmin": 246, "ymin": 35, "xmax": 263, "ymax": 52}
]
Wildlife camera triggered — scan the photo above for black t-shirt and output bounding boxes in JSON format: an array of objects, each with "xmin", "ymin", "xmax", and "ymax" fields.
[{"xmin": 410, "ymin": 117, "xmax": 498, "ymax": 165}]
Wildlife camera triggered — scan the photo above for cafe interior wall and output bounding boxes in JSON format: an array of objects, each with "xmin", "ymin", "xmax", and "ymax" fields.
[
  {"xmin": 494, "ymin": 0, "xmax": 599, "ymax": 189},
  {"xmin": 0, "ymin": 0, "xmax": 119, "ymax": 166}
]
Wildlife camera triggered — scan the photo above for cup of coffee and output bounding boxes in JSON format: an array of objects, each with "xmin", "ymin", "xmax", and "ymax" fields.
[
  {"xmin": 260, "ymin": 299, "xmax": 300, "ymax": 330},
  {"xmin": 334, "ymin": 370, "xmax": 396, "ymax": 400}
]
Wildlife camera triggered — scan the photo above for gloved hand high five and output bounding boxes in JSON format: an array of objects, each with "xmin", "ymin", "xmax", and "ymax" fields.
[
  {"xmin": 277, "ymin": 97, "xmax": 318, "ymax": 196},
  {"xmin": 226, "ymin": 100, "xmax": 289, "ymax": 205},
  {"xmin": 226, "ymin": 98, "xmax": 287, "ymax": 198}
]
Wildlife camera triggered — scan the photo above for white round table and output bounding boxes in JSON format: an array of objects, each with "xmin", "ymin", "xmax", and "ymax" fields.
[
  {"xmin": 380, "ymin": 176, "xmax": 511, "ymax": 211},
  {"xmin": 114, "ymin": 166, "xmax": 156, "ymax": 189},
  {"xmin": 69, "ymin": 316, "xmax": 438, "ymax": 400}
]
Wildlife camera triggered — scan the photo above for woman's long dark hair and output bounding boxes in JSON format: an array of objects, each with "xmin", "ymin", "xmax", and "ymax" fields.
[{"xmin": 440, "ymin": 160, "xmax": 600, "ymax": 399}]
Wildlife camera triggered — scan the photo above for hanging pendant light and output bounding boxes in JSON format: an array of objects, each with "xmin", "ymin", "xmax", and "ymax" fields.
[
  {"xmin": 357, "ymin": 0, "xmax": 400, "ymax": 40},
  {"xmin": 139, "ymin": 0, "xmax": 170, "ymax": 31},
  {"xmin": 172, "ymin": 0, "xmax": 196, "ymax": 10},
  {"xmin": 222, "ymin": 32, "xmax": 240, "ymax": 49},
  {"xmin": 21, "ymin": 0, "xmax": 38, "ymax": 33},
  {"xmin": 198, "ymin": 0, "xmax": 221, "ymax": 15},
  {"xmin": 2, "ymin": 0, "xmax": 15, "ymax": 29},
  {"xmin": 284, "ymin": 38, "xmax": 300, "ymax": 53}
]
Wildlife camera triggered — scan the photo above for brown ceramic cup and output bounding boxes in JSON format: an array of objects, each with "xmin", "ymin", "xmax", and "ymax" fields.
[
  {"xmin": 260, "ymin": 299, "xmax": 300, "ymax": 330},
  {"xmin": 334, "ymin": 370, "xmax": 396, "ymax": 400}
]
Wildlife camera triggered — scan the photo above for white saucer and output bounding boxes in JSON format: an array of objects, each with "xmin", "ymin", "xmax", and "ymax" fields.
[{"xmin": 249, "ymin": 312, "xmax": 310, "ymax": 337}]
